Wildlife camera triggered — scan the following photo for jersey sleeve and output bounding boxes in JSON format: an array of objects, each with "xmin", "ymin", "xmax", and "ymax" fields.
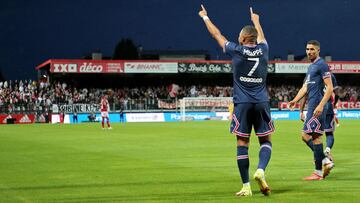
[
  {"xmin": 258, "ymin": 40, "xmax": 269, "ymax": 50},
  {"xmin": 224, "ymin": 41, "xmax": 239, "ymax": 56},
  {"xmin": 320, "ymin": 64, "xmax": 331, "ymax": 79}
]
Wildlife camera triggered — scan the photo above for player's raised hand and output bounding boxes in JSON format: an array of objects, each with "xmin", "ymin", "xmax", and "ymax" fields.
[
  {"xmin": 199, "ymin": 4, "xmax": 208, "ymax": 18},
  {"xmin": 250, "ymin": 7, "xmax": 260, "ymax": 23}
]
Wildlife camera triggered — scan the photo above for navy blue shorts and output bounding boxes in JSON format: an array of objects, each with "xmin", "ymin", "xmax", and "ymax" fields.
[
  {"xmin": 230, "ymin": 102, "xmax": 275, "ymax": 137},
  {"xmin": 303, "ymin": 108, "xmax": 326, "ymax": 135},
  {"xmin": 324, "ymin": 113, "xmax": 335, "ymax": 132}
]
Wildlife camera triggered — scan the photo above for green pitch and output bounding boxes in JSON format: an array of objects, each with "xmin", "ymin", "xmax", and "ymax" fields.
[{"xmin": 0, "ymin": 120, "xmax": 359, "ymax": 202}]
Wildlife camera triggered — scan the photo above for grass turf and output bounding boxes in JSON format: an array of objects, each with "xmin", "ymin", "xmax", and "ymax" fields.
[{"xmin": 0, "ymin": 120, "xmax": 359, "ymax": 202}]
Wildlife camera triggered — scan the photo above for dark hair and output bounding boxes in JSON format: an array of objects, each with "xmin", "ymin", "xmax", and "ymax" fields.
[
  {"xmin": 307, "ymin": 40, "xmax": 320, "ymax": 48},
  {"xmin": 241, "ymin": 25, "xmax": 258, "ymax": 43}
]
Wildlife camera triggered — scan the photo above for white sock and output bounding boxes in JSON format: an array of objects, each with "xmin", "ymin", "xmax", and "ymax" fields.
[
  {"xmin": 315, "ymin": 170, "xmax": 323, "ymax": 176},
  {"xmin": 243, "ymin": 182, "xmax": 250, "ymax": 187}
]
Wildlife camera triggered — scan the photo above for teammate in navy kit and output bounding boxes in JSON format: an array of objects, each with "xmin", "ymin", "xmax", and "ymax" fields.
[
  {"xmin": 299, "ymin": 73, "xmax": 338, "ymax": 166},
  {"xmin": 289, "ymin": 40, "xmax": 334, "ymax": 180},
  {"xmin": 199, "ymin": 5, "xmax": 273, "ymax": 196},
  {"xmin": 323, "ymin": 73, "xmax": 339, "ymax": 161}
]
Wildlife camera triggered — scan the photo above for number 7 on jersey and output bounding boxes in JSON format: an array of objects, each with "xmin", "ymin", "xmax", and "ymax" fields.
[{"xmin": 247, "ymin": 58, "xmax": 259, "ymax": 76}]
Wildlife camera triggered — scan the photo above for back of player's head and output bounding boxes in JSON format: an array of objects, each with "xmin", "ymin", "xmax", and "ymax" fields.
[
  {"xmin": 240, "ymin": 25, "xmax": 258, "ymax": 44},
  {"xmin": 307, "ymin": 40, "xmax": 321, "ymax": 48}
]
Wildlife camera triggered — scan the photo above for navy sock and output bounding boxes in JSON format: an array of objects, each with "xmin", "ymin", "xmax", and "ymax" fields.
[
  {"xmin": 237, "ymin": 146, "xmax": 249, "ymax": 184},
  {"xmin": 325, "ymin": 132, "xmax": 334, "ymax": 149},
  {"xmin": 313, "ymin": 144, "xmax": 325, "ymax": 170},
  {"xmin": 258, "ymin": 141, "xmax": 272, "ymax": 170},
  {"xmin": 304, "ymin": 139, "xmax": 314, "ymax": 151}
]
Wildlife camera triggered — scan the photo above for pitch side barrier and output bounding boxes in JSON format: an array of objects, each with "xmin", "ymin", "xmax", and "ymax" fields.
[
  {"xmin": 2, "ymin": 109, "xmax": 359, "ymax": 124},
  {"xmin": 49, "ymin": 109, "xmax": 360, "ymax": 124}
]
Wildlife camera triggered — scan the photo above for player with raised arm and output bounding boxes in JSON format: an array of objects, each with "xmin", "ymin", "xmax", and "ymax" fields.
[
  {"xmin": 101, "ymin": 95, "xmax": 112, "ymax": 130},
  {"xmin": 288, "ymin": 40, "xmax": 334, "ymax": 180},
  {"xmin": 199, "ymin": 5, "xmax": 274, "ymax": 197}
]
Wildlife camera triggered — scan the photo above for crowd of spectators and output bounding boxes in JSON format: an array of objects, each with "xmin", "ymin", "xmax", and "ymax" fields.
[{"xmin": 0, "ymin": 79, "xmax": 359, "ymax": 113}]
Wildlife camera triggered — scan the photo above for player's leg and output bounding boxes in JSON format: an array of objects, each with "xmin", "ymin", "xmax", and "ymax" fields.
[
  {"xmin": 105, "ymin": 112, "xmax": 111, "ymax": 129},
  {"xmin": 334, "ymin": 109, "xmax": 340, "ymax": 127},
  {"xmin": 303, "ymin": 112, "xmax": 333, "ymax": 180},
  {"xmin": 231, "ymin": 103, "xmax": 253, "ymax": 197},
  {"xmin": 335, "ymin": 116, "xmax": 340, "ymax": 127},
  {"xmin": 324, "ymin": 113, "xmax": 335, "ymax": 160},
  {"xmin": 253, "ymin": 102, "xmax": 273, "ymax": 196},
  {"xmin": 235, "ymin": 136, "xmax": 252, "ymax": 197},
  {"xmin": 101, "ymin": 112, "xmax": 105, "ymax": 129},
  {"xmin": 302, "ymin": 132, "xmax": 313, "ymax": 151},
  {"xmin": 302, "ymin": 110, "xmax": 315, "ymax": 151},
  {"xmin": 107, "ymin": 117, "xmax": 112, "ymax": 129},
  {"xmin": 325, "ymin": 131, "xmax": 334, "ymax": 161}
]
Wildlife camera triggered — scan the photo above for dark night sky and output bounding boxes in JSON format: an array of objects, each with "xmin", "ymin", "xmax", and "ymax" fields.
[{"xmin": 1, "ymin": 0, "xmax": 359, "ymax": 80}]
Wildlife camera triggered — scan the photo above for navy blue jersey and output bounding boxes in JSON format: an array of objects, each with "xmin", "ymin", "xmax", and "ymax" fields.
[
  {"xmin": 304, "ymin": 58, "xmax": 331, "ymax": 108},
  {"xmin": 225, "ymin": 41, "xmax": 269, "ymax": 103},
  {"xmin": 325, "ymin": 73, "xmax": 338, "ymax": 115}
]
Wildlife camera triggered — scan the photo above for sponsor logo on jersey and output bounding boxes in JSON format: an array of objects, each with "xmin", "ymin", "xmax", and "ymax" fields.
[{"xmin": 239, "ymin": 76, "xmax": 263, "ymax": 83}]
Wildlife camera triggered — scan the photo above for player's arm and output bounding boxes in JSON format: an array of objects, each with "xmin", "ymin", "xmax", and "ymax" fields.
[
  {"xmin": 198, "ymin": 5, "xmax": 228, "ymax": 51},
  {"xmin": 299, "ymin": 95, "xmax": 307, "ymax": 121},
  {"xmin": 313, "ymin": 77, "xmax": 333, "ymax": 117},
  {"xmin": 250, "ymin": 7, "xmax": 266, "ymax": 44},
  {"xmin": 288, "ymin": 83, "xmax": 307, "ymax": 110}
]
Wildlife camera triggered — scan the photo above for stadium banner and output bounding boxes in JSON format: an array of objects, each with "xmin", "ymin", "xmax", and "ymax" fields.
[
  {"xmin": 270, "ymin": 111, "xmax": 299, "ymax": 120},
  {"xmin": 62, "ymin": 110, "xmax": 360, "ymax": 124},
  {"xmin": 54, "ymin": 104, "xmax": 101, "ymax": 113},
  {"xmin": 164, "ymin": 112, "xmax": 216, "ymax": 122},
  {"xmin": 0, "ymin": 114, "xmax": 35, "ymax": 124},
  {"xmin": 66, "ymin": 113, "xmax": 126, "ymax": 123},
  {"xmin": 124, "ymin": 62, "xmax": 178, "ymax": 73},
  {"xmin": 337, "ymin": 101, "xmax": 360, "ymax": 109},
  {"xmin": 215, "ymin": 112, "xmax": 231, "ymax": 120},
  {"xmin": 337, "ymin": 110, "xmax": 360, "ymax": 119},
  {"xmin": 274, "ymin": 61, "xmax": 360, "ymax": 74},
  {"xmin": 275, "ymin": 62, "xmax": 309, "ymax": 73},
  {"xmin": 279, "ymin": 101, "xmax": 360, "ymax": 110},
  {"xmin": 126, "ymin": 113, "xmax": 165, "ymax": 122},
  {"xmin": 49, "ymin": 60, "xmax": 124, "ymax": 73},
  {"xmin": 158, "ymin": 100, "xmax": 177, "ymax": 109},
  {"xmin": 177, "ymin": 62, "xmax": 275, "ymax": 73},
  {"xmin": 329, "ymin": 63, "xmax": 360, "ymax": 73},
  {"xmin": 178, "ymin": 62, "xmax": 232, "ymax": 73},
  {"xmin": 51, "ymin": 114, "xmax": 71, "ymax": 124}
]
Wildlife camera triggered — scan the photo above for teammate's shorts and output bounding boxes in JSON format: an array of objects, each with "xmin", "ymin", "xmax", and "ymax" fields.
[
  {"xmin": 303, "ymin": 108, "xmax": 326, "ymax": 135},
  {"xmin": 324, "ymin": 113, "xmax": 335, "ymax": 132},
  {"xmin": 101, "ymin": 111, "xmax": 109, "ymax": 118},
  {"xmin": 230, "ymin": 102, "xmax": 275, "ymax": 137}
]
